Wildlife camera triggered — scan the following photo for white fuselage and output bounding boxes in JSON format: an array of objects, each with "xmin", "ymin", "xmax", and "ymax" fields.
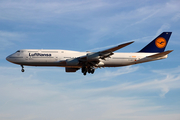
[{"xmin": 6, "ymin": 49, "xmax": 167, "ymax": 68}]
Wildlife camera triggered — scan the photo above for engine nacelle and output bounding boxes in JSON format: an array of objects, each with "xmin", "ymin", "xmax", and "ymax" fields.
[
  {"xmin": 86, "ymin": 52, "xmax": 100, "ymax": 61},
  {"xmin": 95, "ymin": 61, "xmax": 104, "ymax": 67},
  {"xmin": 66, "ymin": 58, "xmax": 79, "ymax": 66}
]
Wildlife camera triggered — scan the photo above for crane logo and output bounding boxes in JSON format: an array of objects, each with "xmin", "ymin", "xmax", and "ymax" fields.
[{"xmin": 155, "ymin": 37, "xmax": 167, "ymax": 49}]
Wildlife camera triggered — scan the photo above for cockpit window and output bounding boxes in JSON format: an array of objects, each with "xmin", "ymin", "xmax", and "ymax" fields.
[{"xmin": 16, "ymin": 50, "xmax": 20, "ymax": 52}]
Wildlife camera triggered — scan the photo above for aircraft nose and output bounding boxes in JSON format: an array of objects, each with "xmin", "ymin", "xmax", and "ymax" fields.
[
  {"xmin": 6, "ymin": 54, "xmax": 15, "ymax": 63},
  {"xmin": 6, "ymin": 55, "xmax": 11, "ymax": 62}
]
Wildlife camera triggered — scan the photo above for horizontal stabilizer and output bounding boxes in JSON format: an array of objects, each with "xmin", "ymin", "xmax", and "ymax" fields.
[
  {"xmin": 131, "ymin": 50, "xmax": 173, "ymax": 65},
  {"xmin": 146, "ymin": 50, "xmax": 173, "ymax": 59}
]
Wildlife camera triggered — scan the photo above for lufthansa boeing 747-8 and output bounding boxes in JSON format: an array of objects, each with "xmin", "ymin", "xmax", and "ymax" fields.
[{"xmin": 6, "ymin": 32, "xmax": 173, "ymax": 75}]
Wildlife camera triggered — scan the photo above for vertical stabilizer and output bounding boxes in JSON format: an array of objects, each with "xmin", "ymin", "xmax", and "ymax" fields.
[{"xmin": 139, "ymin": 32, "xmax": 172, "ymax": 53}]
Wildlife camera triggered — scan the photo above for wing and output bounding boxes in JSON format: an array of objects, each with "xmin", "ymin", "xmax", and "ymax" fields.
[
  {"xmin": 79, "ymin": 41, "xmax": 134, "ymax": 61},
  {"xmin": 100, "ymin": 41, "xmax": 134, "ymax": 53},
  {"xmin": 58, "ymin": 41, "xmax": 134, "ymax": 74}
]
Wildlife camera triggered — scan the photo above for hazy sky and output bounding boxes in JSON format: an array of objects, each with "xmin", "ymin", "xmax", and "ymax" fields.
[{"xmin": 1, "ymin": 0, "xmax": 180, "ymax": 120}]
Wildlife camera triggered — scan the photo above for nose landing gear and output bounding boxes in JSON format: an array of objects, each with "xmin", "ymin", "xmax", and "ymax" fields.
[{"xmin": 21, "ymin": 65, "xmax": 25, "ymax": 72}]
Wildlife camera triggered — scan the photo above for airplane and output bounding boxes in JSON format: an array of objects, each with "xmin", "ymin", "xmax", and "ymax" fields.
[{"xmin": 6, "ymin": 32, "xmax": 173, "ymax": 75}]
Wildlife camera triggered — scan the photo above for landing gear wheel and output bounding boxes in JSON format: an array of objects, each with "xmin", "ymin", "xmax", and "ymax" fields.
[
  {"xmin": 88, "ymin": 66, "xmax": 95, "ymax": 74},
  {"xmin": 21, "ymin": 65, "xmax": 25, "ymax": 72},
  {"xmin": 82, "ymin": 66, "xmax": 86, "ymax": 73},
  {"xmin": 83, "ymin": 69, "xmax": 87, "ymax": 76},
  {"xmin": 83, "ymin": 71, "xmax": 87, "ymax": 76},
  {"xmin": 21, "ymin": 69, "xmax": 25, "ymax": 72},
  {"xmin": 88, "ymin": 69, "xmax": 91, "ymax": 73},
  {"xmin": 91, "ymin": 69, "xmax": 95, "ymax": 74}
]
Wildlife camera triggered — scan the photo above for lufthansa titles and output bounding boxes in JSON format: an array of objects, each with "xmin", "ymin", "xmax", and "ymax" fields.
[{"xmin": 29, "ymin": 53, "xmax": 52, "ymax": 57}]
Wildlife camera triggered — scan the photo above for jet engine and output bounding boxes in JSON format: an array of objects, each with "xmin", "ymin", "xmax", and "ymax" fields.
[{"xmin": 95, "ymin": 61, "xmax": 104, "ymax": 67}]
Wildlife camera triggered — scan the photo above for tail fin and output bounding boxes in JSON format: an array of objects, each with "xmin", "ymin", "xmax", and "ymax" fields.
[{"xmin": 139, "ymin": 32, "xmax": 172, "ymax": 53}]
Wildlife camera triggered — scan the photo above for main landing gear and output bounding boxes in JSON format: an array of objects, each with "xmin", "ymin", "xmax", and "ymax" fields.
[
  {"xmin": 21, "ymin": 65, "xmax": 25, "ymax": 72},
  {"xmin": 81, "ymin": 66, "xmax": 95, "ymax": 75}
]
